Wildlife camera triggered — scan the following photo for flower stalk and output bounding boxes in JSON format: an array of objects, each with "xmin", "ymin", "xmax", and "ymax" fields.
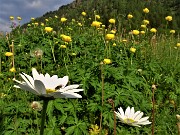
[
  {"xmin": 151, "ymin": 84, "xmax": 156, "ymax": 135},
  {"xmin": 40, "ymin": 99, "xmax": 49, "ymax": 135},
  {"xmin": 100, "ymin": 62, "xmax": 105, "ymax": 134},
  {"xmin": 108, "ymin": 99, "xmax": 116, "ymax": 135}
]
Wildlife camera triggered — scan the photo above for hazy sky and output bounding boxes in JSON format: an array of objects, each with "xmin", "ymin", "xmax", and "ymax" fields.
[{"xmin": 0, "ymin": 0, "xmax": 74, "ymax": 32}]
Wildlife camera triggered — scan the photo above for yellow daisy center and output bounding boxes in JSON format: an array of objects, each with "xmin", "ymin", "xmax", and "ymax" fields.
[
  {"xmin": 124, "ymin": 118, "xmax": 135, "ymax": 123},
  {"xmin": 46, "ymin": 89, "xmax": 56, "ymax": 93}
]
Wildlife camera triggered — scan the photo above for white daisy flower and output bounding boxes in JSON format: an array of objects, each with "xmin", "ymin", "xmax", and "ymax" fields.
[
  {"xmin": 14, "ymin": 68, "xmax": 83, "ymax": 98},
  {"xmin": 115, "ymin": 106, "xmax": 151, "ymax": 127}
]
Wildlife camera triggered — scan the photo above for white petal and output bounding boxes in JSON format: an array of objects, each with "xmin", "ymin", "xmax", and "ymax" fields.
[
  {"xmin": 131, "ymin": 123, "xmax": 141, "ymax": 127},
  {"xmin": 60, "ymin": 76, "xmax": 69, "ymax": 88},
  {"xmin": 132, "ymin": 111, "xmax": 141, "ymax": 119},
  {"xmin": 125, "ymin": 106, "xmax": 131, "ymax": 117},
  {"xmin": 134, "ymin": 112, "xmax": 144, "ymax": 121},
  {"xmin": 34, "ymin": 80, "xmax": 46, "ymax": 94},
  {"xmin": 118, "ymin": 107, "xmax": 125, "ymax": 117},
  {"xmin": 129, "ymin": 107, "xmax": 135, "ymax": 119},
  {"xmin": 48, "ymin": 92, "xmax": 66, "ymax": 98},
  {"xmin": 59, "ymin": 85, "xmax": 80, "ymax": 92},
  {"xmin": 14, "ymin": 83, "xmax": 40, "ymax": 95},
  {"xmin": 20, "ymin": 73, "xmax": 34, "ymax": 88},
  {"xmin": 137, "ymin": 121, "xmax": 151, "ymax": 125},
  {"xmin": 32, "ymin": 68, "xmax": 40, "ymax": 80},
  {"xmin": 45, "ymin": 73, "xmax": 51, "ymax": 78},
  {"xmin": 62, "ymin": 92, "xmax": 82, "ymax": 98},
  {"xmin": 114, "ymin": 111, "xmax": 125, "ymax": 121},
  {"xmin": 138, "ymin": 116, "xmax": 149, "ymax": 123}
]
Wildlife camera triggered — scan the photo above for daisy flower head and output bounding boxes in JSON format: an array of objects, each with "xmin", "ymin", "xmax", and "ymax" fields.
[
  {"xmin": 14, "ymin": 68, "xmax": 83, "ymax": 99},
  {"xmin": 115, "ymin": 106, "xmax": 151, "ymax": 127}
]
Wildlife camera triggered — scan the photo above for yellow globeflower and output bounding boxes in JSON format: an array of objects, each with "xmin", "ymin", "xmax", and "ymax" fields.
[
  {"xmin": 102, "ymin": 25, "xmax": 105, "ymax": 28},
  {"xmin": 91, "ymin": 21, "xmax": 102, "ymax": 28},
  {"xmin": 132, "ymin": 30, "xmax": 140, "ymax": 35},
  {"xmin": 34, "ymin": 22, "xmax": 38, "ymax": 26},
  {"xmin": 9, "ymin": 16, "xmax": 14, "ymax": 20},
  {"xmin": 105, "ymin": 34, "xmax": 115, "ymax": 40},
  {"xmin": 110, "ymin": 30, "xmax": 116, "ymax": 34},
  {"xmin": 45, "ymin": 27, "xmax": 53, "ymax": 32},
  {"xmin": 130, "ymin": 47, "xmax": 136, "ymax": 53},
  {"xmin": 62, "ymin": 35, "xmax": 72, "ymax": 42},
  {"xmin": 141, "ymin": 25, "xmax": 146, "ymax": 29},
  {"xmin": 140, "ymin": 31, "xmax": 145, "ymax": 34},
  {"xmin": 177, "ymin": 43, "xmax": 180, "ymax": 47},
  {"xmin": 17, "ymin": 16, "xmax": 22, "ymax": 20},
  {"xmin": 150, "ymin": 28, "xmax": 157, "ymax": 33},
  {"xmin": 31, "ymin": 17, "xmax": 35, "ymax": 21},
  {"xmin": 143, "ymin": 20, "xmax": 149, "ymax": 25},
  {"xmin": 143, "ymin": 8, "xmax": 149, "ymax": 13},
  {"xmin": 122, "ymin": 39, "xmax": 127, "ymax": 42},
  {"xmin": 55, "ymin": 15, "xmax": 58, "ymax": 18},
  {"xmin": 45, "ymin": 19, "xmax": 49, "ymax": 22},
  {"xmin": 60, "ymin": 45, "xmax": 67, "ymax": 49},
  {"xmin": 41, "ymin": 23, "xmax": 44, "ymax": 26},
  {"xmin": 165, "ymin": 16, "xmax": 172, "ymax": 21},
  {"xmin": 95, "ymin": 15, "xmax": 101, "ymax": 19},
  {"xmin": 78, "ymin": 23, "xmax": 82, "ymax": 26},
  {"xmin": 103, "ymin": 59, "xmax": 112, "ymax": 64},
  {"xmin": 113, "ymin": 43, "xmax": 116, "ymax": 46},
  {"xmin": 10, "ymin": 67, "xmax": 16, "ymax": 73},
  {"xmin": 127, "ymin": 14, "xmax": 133, "ymax": 19},
  {"xmin": 81, "ymin": 12, "xmax": 86, "ymax": 16},
  {"xmin": 5, "ymin": 52, "xmax": 13, "ymax": 57},
  {"xmin": 170, "ymin": 30, "xmax": 175, "ymax": 34},
  {"xmin": 109, "ymin": 19, "xmax": 115, "ymax": 24},
  {"xmin": 61, "ymin": 17, "xmax": 67, "ymax": 22}
]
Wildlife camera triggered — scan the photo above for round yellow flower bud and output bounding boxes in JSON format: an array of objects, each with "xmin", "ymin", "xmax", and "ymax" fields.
[
  {"xmin": 130, "ymin": 47, "xmax": 136, "ymax": 53},
  {"xmin": 60, "ymin": 45, "xmax": 67, "ymax": 49},
  {"xmin": 5, "ymin": 52, "xmax": 13, "ymax": 57},
  {"xmin": 81, "ymin": 12, "xmax": 86, "ymax": 16},
  {"xmin": 165, "ymin": 16, "xmax": 172, "ymax": 21},
  {"xmin": 95, "ymin": 15, "xmax": 101, "ymax": 19},
  {"xmin": 105, "ymin": 34, "xmax": 115, "ymax": 40},
  {"xmin": 177, "ymin": 43, "xmax": 180, "ymax": 47},
  {"xmin": 9, "ymin": 16, "xmax": 14, "ymax": 20},
  {"xmin": 31, "ymin": 17, "xmax": 35, "ymax": 21},
  {"xmin": 140, "ymin": 31, "xmax": 145, "ymax": 34},
  {"xmin": 143, "ymin": 8, "xmax": 149, "ymax": 13},
  {"xmin": 141, "ymin": 25, "xmax": 146, "ymax": 29},
  {"xmin": 127, "ymin": 14, "xmax": 133, "ymax": 19},
  {"xmin": 91, "ymin": 21, "xmax": 102, "ymax": 28},
  {"xmin": 10, "ymin": 67, "xmax": 16, "ymax": 72},
  {"xmin": 103, "ymin": 59, "xmax": 112, "ymax": 64},
  {"xmin": 17, "ymin": 16, "xmax": 22, "ymax": 20},
  {"xmin": 170, "ymin": 30, "xmax": 175, "ymax": 34},
  {"xmin": 62, "ymin": 35, "xmax": 72, "ymax": 42},
  {"xmin": 132, "ymin": 30, "xmax": 140, "ymax": 35},
  {"xmin": 143, "ymin": 20, "xmax": 149, "ymax": 25},
  {"xmin": 61, "ymin": 17, "xmax": 67, "ymax": 22},
  {"xmin": 109, "ymin": 19, "xmax": 115, "ymax": 24},
  {"xmin": 45, "ymin": 27, "xmax": 53, "ymax": 32},
  {"xmin": 150, "ymin": 28, "xmax": 157, "ymax": 33}
]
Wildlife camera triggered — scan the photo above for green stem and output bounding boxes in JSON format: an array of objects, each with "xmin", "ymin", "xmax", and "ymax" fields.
[{"xmin": 40, "ymin": 99, "xmax": 49, "ymax": 135}]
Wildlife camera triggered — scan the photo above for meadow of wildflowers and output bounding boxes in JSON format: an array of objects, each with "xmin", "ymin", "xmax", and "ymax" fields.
[{"xmin": 0, "ymin": 7, "xmax": 180, "ymax": 135}]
